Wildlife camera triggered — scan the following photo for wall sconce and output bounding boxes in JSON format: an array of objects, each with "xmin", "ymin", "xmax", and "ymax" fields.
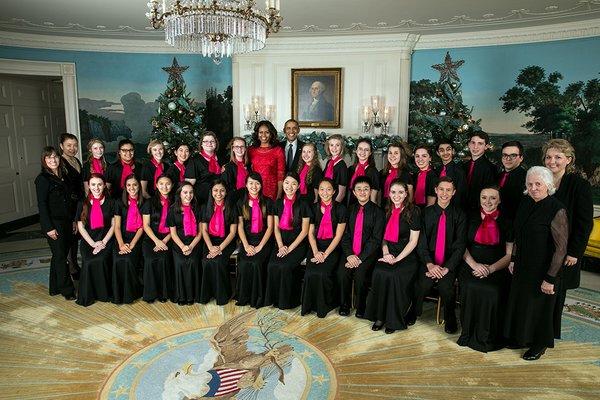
[
  {"xmin": 243, "ymin": 96, "xmax": 274, "ymax": 130},
  {"xmin": 362, "ymin": 96, "xmax": 392, "ymax": 134}
]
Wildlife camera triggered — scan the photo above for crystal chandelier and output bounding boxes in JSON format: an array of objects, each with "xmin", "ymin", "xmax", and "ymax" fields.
[{"xmin": 146, "ymin": 0, "xmax": 283, "ymax": 64}]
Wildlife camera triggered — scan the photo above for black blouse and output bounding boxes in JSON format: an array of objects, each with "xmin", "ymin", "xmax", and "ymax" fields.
[
  {"xmin": 63, "ymin": 157, "xmax": 84, "ymax": 206},
  {"xmin": 434, "ymin": 161, "xmax": 467, "ymax": 209},
  {"xmin": 300, "ymin": 166, "xmax": 324, "ymax": 204},
  {"xmin": 141, "ymin": 198, "xmax": 171, "ymax": 238},
  {"xmin": 35, "ymin": 171, "xmax": 72, "ymax": 231},
  {"xmin": 310, "ymin": 201, "xmax": 348, "ymax": 246},
  {"xmin": 379, "ymin": 167, "xmax": 411, "ymax": 199},
  {"xmin": 141, "ymin": 159, "xmax": 168, "ymax": 197},
  {"xmin": 347, "ymin": 164, "xmax": 380, "ymax": 204},
  {"xmin": 106, "ymin": 160, "xmax": 142, "ymax": 200},
  {"xmin": 236, "ymin": 196, "xmax": 275, "ymax": 237},
  {"xmin": 463, "ymin": 156, "xmax": 497, "ymax": 212},
  {"xmin": 76, "ymin": 197, "xmax": 115, "ymax": 241},
  {"xmin": 324, "ymin": 158, "xmax": 349, "ymax": 190},
  {"xmin": 410, "ymin": 169, "xmax": 438, "ymax": 206},
  {"xmin": 114, "ymin": 199, "xmax": 144, "ymax": 242},
  {"xmin": 340, "ymin": 201, "xmax": 385, "ymax": 260},
  {"xmin": 274, "ymin": 197, "xmax": 312, "ymax": 241},
  {"xmin": 498, "ymin": 166, "xmax": 526, "ymax": 222},
  {"xmin": 200, "ymin": 201, "xmax": 238, "ymax": 238},
  {"xmin": 383, "ymin": 206, "xmax": 421, "ymax": 256},
  {"xmin": 167, "ymin": 204, "xmax": 201, "ymax": 245},
  {"xmin": 184, "ymin": 155, "xmax": 221, "ymax": 201}
]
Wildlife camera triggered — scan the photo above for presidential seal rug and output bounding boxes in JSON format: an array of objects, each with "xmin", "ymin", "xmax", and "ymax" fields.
[{"xmin": 1, "ymin": 250, "xmax": 600, "ymax": 399}]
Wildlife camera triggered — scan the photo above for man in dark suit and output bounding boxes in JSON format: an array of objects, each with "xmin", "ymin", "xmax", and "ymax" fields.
[
  {"xmin": 302, "ymin": 81, "xmax": 334, "ymax": 121},
  {"xmin": 498, "ymin": 140, "xmax": 526, "ymax": 222},
  {"xmin": 281, "ymin": 118, "xmax": 304, "ymax": 173},
  {"xmin": 463, "ymin": 131, "xmax": 497, "ymax": 213}
]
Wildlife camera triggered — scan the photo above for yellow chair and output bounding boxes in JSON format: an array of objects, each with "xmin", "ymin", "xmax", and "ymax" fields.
[{"xmin": 584, "ymin": 218, "xmax": 600, "ymax": 259}]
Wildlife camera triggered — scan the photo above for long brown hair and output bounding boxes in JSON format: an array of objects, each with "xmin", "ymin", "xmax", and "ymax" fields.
[
  {"xmin": 383, "ymin": 141, "xmax": 410, "ymax": 172},
  {"xmin": 296, "ymin": 142, "xmax": 322, "ymax": 188},
  {"xmin": 120, "ymin": 174, "xmax": 144, "ymax": 208},
  {"xmin": 385, "ymin": 178, "xmax": 414, "ymax": 225},
  {"xmin": 353, "ymin": 137, "xmax": 376, "ymax": 169},
  {"xmin": 40, "ymin": 146, "xmax": 65, "ymax": 178},
  {"xmin": 241, "ymin": 172, "xmax": 267, "ymax": 220},
  {"xmin": 86, "ymin": 138, "xmax": 107, "ymax": 173},
  {"xmin": 80, "ymin": 173, "xmax": 109, "ymax": 224},
  {"xmin": 227, "ymin": 137, "xmax": 248, "ymax": 164}
]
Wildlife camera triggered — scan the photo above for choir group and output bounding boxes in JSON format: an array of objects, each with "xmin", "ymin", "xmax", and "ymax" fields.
[{"xmin": 35, "ymin": 119, "xmax": 594, "ymax": 361}]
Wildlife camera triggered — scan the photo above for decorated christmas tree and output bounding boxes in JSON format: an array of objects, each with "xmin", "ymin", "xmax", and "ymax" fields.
[
  {"xmin": 408, "ymin": 52, "xmax": 482, "ymax": 157},
  {"xmin": 150, "ymin": 57, "xmax": 204, "ymax": 155}
]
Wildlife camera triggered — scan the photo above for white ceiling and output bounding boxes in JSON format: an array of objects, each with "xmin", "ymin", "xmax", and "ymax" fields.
[{"xmin": 1, "ymin": 0, "xmax": 600, "ymax": 40}]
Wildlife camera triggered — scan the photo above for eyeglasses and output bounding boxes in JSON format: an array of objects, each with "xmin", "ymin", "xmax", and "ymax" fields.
[
  {"xmin": 232, "ymin": 145, "xmax": 246, "ymax": 150},
  {"xmin": 202, "ymin": 140, "xmax": 216, "ymax": 144},
  {"xmin": 120, "ymin": 148, "xmax": 134, "ymax": 153},
  {"xmin": 501, "ymin": 153, "xmax": 520, "ymax": 160}
]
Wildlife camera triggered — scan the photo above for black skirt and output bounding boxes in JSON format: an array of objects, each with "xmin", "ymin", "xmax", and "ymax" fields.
[
  {"xmin": 76, "ymin": 241, "xmax": 113, "ymax": 307},
  {"xmin": 171, "ymin": 241, "xmax": 202, "ymax": 303},
  {"xmin": 236, "ymin": 234, "xmax": 273, "ymax": 308},
  {"xmin": 199, "ymin": 235, "xmax": 236, "ymax": 305},
  {"xmin": 301, "ymin": 238, "xmax": 340, "ymax": 317},
  {"xmin": 142, "ymin": 238, "xmax": 173, "ymax": 302},
  {"xmin": 265, "ymin": 241, "xmax": 307, "ymax": 310},
  {"xmin": 112, "ymin": 245, "xmax": 142, "ymax": 304}
]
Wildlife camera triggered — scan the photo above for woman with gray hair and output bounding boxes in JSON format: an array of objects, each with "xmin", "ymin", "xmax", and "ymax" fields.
[{"xmin": 504, "ymin": 166, "xmax": 568, "ymax": 360}]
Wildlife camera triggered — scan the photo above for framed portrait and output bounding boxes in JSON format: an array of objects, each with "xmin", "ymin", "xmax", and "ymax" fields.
[{"xmin": 292, "ymin": 68, "xmax": 342, "ymax": 128}]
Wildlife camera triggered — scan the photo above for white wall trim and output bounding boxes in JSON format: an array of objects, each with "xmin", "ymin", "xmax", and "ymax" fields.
[{"xmin": 0, "ymin": 58, "xmax": 82, "ymax": 156}]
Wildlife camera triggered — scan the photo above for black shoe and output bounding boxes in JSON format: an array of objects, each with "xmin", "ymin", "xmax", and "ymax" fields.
[
  {"xmin": 338, "ymin": 306, "xmax": 350, "ymax": 316},
  {"xmin": 158, "ymin": 298, "xmax": 168, "ymax": 303},
  {"xmin": 444, "ymin": 318, "xmax": 458, "ymax": 334},
  {"xmin": 405, "ymin": 312, "xmax": 417, "ymax": 326},
  {"xmin": 355, "ymin": 311, "xmax": 365, "ymax": 319},
  {"xmin": 235, "ymin": 301, "xmax": 247, "ymax": 306},
  {"xmin": 64, "ymin": 295, "xmax": 76, "ymax": 301},
  {"xmin": 372, "ymin": 321, "xmax": 384, "ymax": 331},
  {"xmin": 385, "ymin": 328, "xmax": 395, "ymax": 334},
  {"xmin": 523, "ymin": 347, "xmax": 546, "ymax": 361}
]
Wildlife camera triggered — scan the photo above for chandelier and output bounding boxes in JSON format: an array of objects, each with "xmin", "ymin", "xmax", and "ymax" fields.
[{"xmin": 146, "ymin": 0, "xmax": 283, "ymax": 64}]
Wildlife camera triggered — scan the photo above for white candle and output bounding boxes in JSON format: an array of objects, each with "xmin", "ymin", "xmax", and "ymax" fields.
[
  {"xmin": 384, "ymin": 106, "xmax": 391, "ymax": 122},
  {"xmin": 362, "ymin": 106, "xmax": 370, "ymax": 122},
  {"xmin": 371, "ymin": 96, "xmax": 379, "ymax": 113},
  {"xmin": 162, "ymin": 0, "xmax": 166, "ymax": 11},
  {"xmin": 243, "ymin": 104, "xmax": 251, "ymax": 120},
  {"xmin": 276, "ymin": 0, "xmax": 280, "ymax": 11},
  {"xmin": 252, "ymin": 96, "xmax": 260, "ymax": 111}
]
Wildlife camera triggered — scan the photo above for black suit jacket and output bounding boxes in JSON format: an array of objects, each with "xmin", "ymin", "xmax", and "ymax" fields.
[
  {"xmin": 341, "ymin": 201, "xmax": 385, "ymax": 261},
  {"xmin": 281, "ymin": 139, "xmax": 304, "ymax": 173}
]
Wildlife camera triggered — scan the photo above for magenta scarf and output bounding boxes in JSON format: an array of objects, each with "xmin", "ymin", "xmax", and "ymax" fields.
[
  {"xmin": 249, "ymin": 195, "xmax": 263, "ymax": 233},
  {"xmin": 91, "ymin": 157, "xmax": 104, "ymax": 175},
  {"xmin": 235, "ymin": 161, "xmax": 248, "ymax": 190},
  {"xmin": 434, "ymin": 210, "xmax": 446, "ymax": 265},
  {"xmin": 182, "ymin": 204, "xmax": 197, "ymax": 237},
  {"xmin": 158, "ymin": 196, "xmax": 170, "ymax": 234},
  {"xmin": 383, "ymin": 167, "xmax": 398, "ymax": 198},
  {"xmin": 324, "ymin": 156, "xmax": 341, "ymax": 179},
  {"xmin": 201, "ymin": 150, "xmax": 220, "ymax": 174},
  {"xmin": 440, "ymin": 164, "xmax": 447, "ymax": 178},
  {"xmin": 279, "ymin": 195, "xmax": 295, "ymax": 231},
  {"xmin": 474, "ymin": 208, "xmax": 501, "ymax": 245},
  {"xmin": 120, "ymin": 160, "xmax": 134, "ymax": 189},
  {"xmin": 174, "ymin": 160, "xmax": 186, "ymax": 182},
  {"xmin": 383, "ymin": 205, "xmax": 403, "ymax": 243},
  {"xmin": 209, "ymin": 202, "xmax": 226, "ymax": 237},
  {"xmin": 299, "ymin": 164, "xmax": 310, "ymax": 195},
  {"xmin": 467, "ymin": 160, "xmax": 475, "ymax": 184},
  {"xmin": 89, "ymin": 193, "xmax": 104, "ymax": 230},
  {"xmin": 349, "ymin": 161, "xmax": 368, "ymax": 189},
  {"xmin": 317, "ymin": 201, "xmax": 334, "ymax": 240},
  {"xmin": 151, "ymin": 158, "xmax": 164, "ymax": 189},
  {"xmin": 414, "ymin": 168, "xmax": 430, "ymax": 205},
  {"xmin": 352, "ymin": 206, "xmax": 364, "ymax": 255},
  {"xmin": 499, "ymin": 171, "xmax": 508, "ymax": 188},
  {"xmin": 125, "ymin": 196, "xmax": 143, "ymax": 232}
]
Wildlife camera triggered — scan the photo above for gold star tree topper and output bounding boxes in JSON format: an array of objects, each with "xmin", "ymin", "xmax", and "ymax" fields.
[{"xmin": 432, "ymin": 52, "xmax": 465, "ymax": 83}]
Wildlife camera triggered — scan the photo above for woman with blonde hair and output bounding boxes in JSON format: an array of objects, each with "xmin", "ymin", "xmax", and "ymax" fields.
[
  {"xmin": 221, "ymin": 137, "xmax": 252, "ymax": 204},
  {"xmin": 296, "ymin": 142, "xmax": 323, "ymax": 204},
  {"xmin": 82, "ymin": 138, "xmax": 107, "ymax": 193},
  {"xmin": 323, "ymin": 134, "xmax": 348, "ymax": 203},
  {"xmin": 141, "ymin": 139, "xmax": 167, "ymax": 199}
]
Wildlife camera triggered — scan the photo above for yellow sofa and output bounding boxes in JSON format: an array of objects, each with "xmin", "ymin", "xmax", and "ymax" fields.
[{"xmin": 584, "ymin": 218, "xmax": 600, "ymax": 258}]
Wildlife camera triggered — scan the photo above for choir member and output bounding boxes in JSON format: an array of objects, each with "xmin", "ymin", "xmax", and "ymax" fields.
[
  {"xmin": 412, "ymin": 145, "xmax": 437, "ymax": 208},
  {"xmin": 504, "ymin": 166, "xmax": 568, "ymax": 360},
  {"xmin": 76, "ymin": 174, "xmax": 115, "ymax": 306},
  {"xmin": 380, "ymin": 141, "xmax": 413, "ymax": 204},
  {"xmin": 185, "ymin": 131, "xmax": 221, "ymax": 203},
  {"xmin": 168, "ymin": 182, "xmax": 203, "ymax": 305},
  {"xmin": 347, "ymin": 138, "xmax": 380, "ymax": 204},
  {"xmin": 235, "ymin": 173, "xmax": 274, "ymax": 308},
  {"xmin": 165, "ymin": 142, "xmax": 190, "ymax": 188},
  {"xmin": 221, "ymin": 137, "xmax": 251, "ymax": 205},
  {"xmin": 106, "ymin": 139, "xmax": 141, "ymax": 200},
  {"xmin": 463, "ymin": 132, "xmax": 496, "ymax": 212},
  {"xmin": 82, "ymin": 138, "xmax": 107, "ymax": 193},
  {"xmin": 248, "ymin": 121, "xmax": 285, "ymax": 200},
  {"xmin": 458, "ymin": 186, "xmax": 512, "ymax": 352},
  {"xmin": 282, "ymin": 119, "xmax": 304, "ymax": 173},
  {"xmin": 302, "ymin": 178, "xmax": 347, "ymax": 318},
  {"xmin": 412, "ymin": 177, "xmax": 467, "ymax": 333},
  {"xmin": 265, "ymin": 172, "xmax": 311, "ymax": 309},
  {"xmin": 112, "ymin": 174, "xmax": 144, "ymax": 304},
  {"xmin": 365, "ymin": 179, "xmax": 421, "ymax": 333},
  {"xmin": 498, "ymin": 141, "xmax": 526, "ymax": 222},
  {"xmin": 35, "ymin": 146, "xmax": 76, "ymax": 300},
  {"xmin": 141, "ymin": 175, "xmax": 174, "ymax": 303},
  {"xmin": 323, "ymin": 134, "xmax": 348, "ymax": 203},
  {"xmin": 435, "ymin": 139, "xmax": 467, "ymax": 209},
  {"xmin": 199, "ymin": 179, "xmax": 238, "ymax": 305},
  {"xmin": 337, "ymin": 176, "xmax": 385, "ymax": 318},
  {"xmin": 297, "ymin": 142, "xmax": 323, "ymax": 204},
  {"xmin": 543, "ymin": 139, "xmax": 594, "ymax": 340},
  {"xmin": 141, "ymin": 139, "xmax": 167, "ymax": 199}
]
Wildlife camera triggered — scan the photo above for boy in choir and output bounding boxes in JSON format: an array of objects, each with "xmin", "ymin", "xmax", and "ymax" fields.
[
  {"xmin": 337, "ymin": 176, "xmax": 385, "ymax": 318},
  {"xmin": 410, "ymin": 177, "xmax": 467, "ymax": 333},
  {"xmin": 435, "ymin": 139, "xmax": 467, "ymax": 209},
  {"xmin": 463, "ymin": 132, "xmax": 496, "ymax": 212},
  {"xmin": 498, "ymin": 141, "xmax": 526, "ymax": 222},
  {"xmin": 281, "ymin": 119, "xmax": 304, "ymax": 173}
]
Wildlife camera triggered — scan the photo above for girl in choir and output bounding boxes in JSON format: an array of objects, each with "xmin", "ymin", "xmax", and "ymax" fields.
[
  {"xmin": 380, "ymin": 141, "xmax": 413, "ymax": 203},
  {"xmin": 265, "ymin": 172, "xmax": 311, "ymax": 309},
  {"xmin": 185, "ymin": 131, "xmax": 221, "ymax": 203},
  {"xmin": 412, "ymin": 145, "xmax": 437, "ymax": 208},
  {"xmin": 235, "ymin": 173, "xmax": 274, "ymax": 308},
  {"xmin": 365, "ymin": 179, "xmax": 421, "ymax": 333},
  {"xmin": 347, "ymin": 138, "xmax": 380, "ymax": 204},
  {"xmin": 458, "ymin": 186, "xmax": 512, "ymax": 352},
  {"xmin": 199, "ymin": 179, "xmax": 238, "ymax": 305},
  {"xmin": 35, "ymin": 146, "xmax": 75, "ymax": 300},
  {"xmin": 141, "ymin": 139, "xmax": 167, "ymax": 199},
  {"xmin": 221, "ymin": 137, "xmax": 251, "ymax": 204},
  {"xmin": 112, "ymin": 174, "xmax": 144, "ymax": 304},
  {"xmin": 247, "ymin": 121, "xmax": 286, "ymax": 200},
  {"xmin": 165, "ymin": 142, "xmax": 190, "ymax": 188},
  {"xmin": 141, "ymin": 174, "xmax": 174, "ymax": 303},
  {"xmin": 297, "ymin": 142, "xmax": 323, "ymax": 204},
  {"xmin": 168, "ymin": 182, "xmax": 203, "ymax": 305},
  {"xmin": 106, "ymin": 139, "xmax": 141, "ymax": 200},
  {"xmin": 76, "ymin": 173, "xmax": 115, "ymax": 306},
  {"xmin": 322, "ymin": 134, "xmax": 348, "ymax": 203},
  {"xmin": 82, "ymin": 138, "xmax": 107, "ymax": 193},
  {"xmin": 302, "ymin": 178, "xmax": 347, "ymax": 318}
]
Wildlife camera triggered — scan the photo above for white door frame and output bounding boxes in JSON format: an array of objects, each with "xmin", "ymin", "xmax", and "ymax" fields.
[{"xmin": 0, "ymin": 58, "xmax": 81, "ymax": 156}]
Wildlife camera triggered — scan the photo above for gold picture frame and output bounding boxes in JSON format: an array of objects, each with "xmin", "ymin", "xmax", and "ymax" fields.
[{"xmin": 292, "ymin": 68, "xmax": 342, "ymax": 128}]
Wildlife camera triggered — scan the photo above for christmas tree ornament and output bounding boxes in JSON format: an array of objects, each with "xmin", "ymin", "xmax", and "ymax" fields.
[
  {"xmin": 162, "ymin": 58, "xmax": 189, "ymax": 85},
  {"xmin": 432, "ymin": 52, "xmax": 465, "ymax": 83},
  {"xmin": 168, "ymin": 102, "xmax": 176, "ymax": 111},
  {"xmin": 178, "ymin": 110, "xmax": 184, "ymax": 114}
]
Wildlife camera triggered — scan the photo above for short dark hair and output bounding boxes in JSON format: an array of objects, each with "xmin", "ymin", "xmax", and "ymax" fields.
[
  {"xmin": 469, "ymin": 131, "xmax": 490, "ymax": 144},
  {"xmin": 118, "ymin": 138, "xmax": 135, "ymax": 149},
  {"xmin": 59, "ymin": 133, "xmax": 78, "ymax": 144},
  {"xmin": 501, "ymin": 140, "xmax": 523, "ymax": 155},
  {"xmin": 436, "ymin": 176, "xmax": 455, "ymax": 188},
  {"xmin": 284, "ymin": 119, "xmax": 299, "ymax": 128},
  {"xmin": 352, "ymin": 175, "xmax": 372, "ymax": 190},
  {"xmin": 413, "ymin": 144, "xmax": 432, "ymax": 157},
  {"xmin": 436, "ymin": 138, "xmax": 455, "ymax": 151}
]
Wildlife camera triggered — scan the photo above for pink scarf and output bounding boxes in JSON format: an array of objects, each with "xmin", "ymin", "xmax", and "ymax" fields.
[
  {"xmin": 125, "ymin": 196, "xmax": 143, "ymax": 232},
  {"xmin": 383, "ymin": 167, "xmax": 398, "ymax": 198},
  {"xmin": 499, "ymin": 171, "xmax": 508, "ymax": 188},
  {"xmin": 434, "ymin": 210, "xmax": 446, "ymax": 265},
  {"xmin": 279, "ymin": 195, "xmax": 295, "ymax": 231},
  {"xmin": 158, "ymin": 196, "xmax": 170, "ymax": 234},
  {"xmin": 120, "ymin": 160, "xmax": 134, "ymax": 189},
  {"xmin": 440, "ymin": 164, "xmax": 447, "ymax": 178},
  {"xmin": 467, "ymin": 160, "xmax": 475, "ymax": 184},
  {"xmin": 151, "ymin": 158, "xmax": 163, "ymax": 189},
  {"xmin": 352, "ymin": 206, "xmax": 364, "ymax": 255},
  {"xmin": 89, "ymin": 193, "xmax": 104, "ymax": 230},
  {"xmin": 474, "ymin": 208, "xmax": 501, "ymax": 245},
  {"xmin": 174, "ymin": 160, "xmax": 186, "ymax": 182},
  {"xmin": 299, "ymin": 164, "xmax": 310, "ymax": 195},
  {"xmin": 349, "ymin": 161, "xmax": 368, "ymax": 189},
  {"xmin": 91, "ymin": 157, "xmax": 104, "ymax": 175},
  {"xmin": 209, "ymin": 202, "xmax": 226, "ymax": 237},
  {"xmin": 317, "ymin": 202, "xmax": 334, "ymax": 240},
  {"xmin": 383, "ymin": 205, "xmax": 403, "ymax": 243},
  {"xmin": 235, "ymin": 161, "xmax": 248, "ymax": 190},
  {"xmin": 182, "ymin": 204, "xmax": 197, "ymax": 237},
  {"xmin": 414, "ymin": 168, "xmax": 430, "ymax": 205},
  {"xmin": 324, "ymin": 156, "xmax": 341, "ymax": 179},
  {"xmin": 249, "ymin": 196, "xmax": 263, "ymax": 233},
  {"xmin": 201, "ymin": 150, "xmax": 220, "ymax": 175}
]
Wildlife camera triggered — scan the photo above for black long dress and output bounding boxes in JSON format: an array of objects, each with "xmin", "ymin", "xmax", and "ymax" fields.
[
  {"xmin": 112, "ymin": 200, "xmax": 143, "ymax": 304},
  {"xmin": 199, "ymin": 203, "xmax": 237, "ymax": 305},
  {"xmin": 365, "ymin": 206, "xmax": 421, "ymax": 330},
  {"xmin": 235, "ymin": 197, "xmax": 274, "ymax": 308},
  {"xmin": 167, "ymin": 205, "xmax": 202, "ymax": 304},
  {"xmin": 301, "ymin": 202, "xmax": 347, "ymax": 317},
  {"xmin": 141, "ymin": 199, "xmax": 173, "ymax": 302},
  {"xmin": 165, "ymin": 161, "xmax": 187, "ymax": 190},
  {"xmin": 457, "ymin": 213, "xmax": 512, "ymax": 352},
  {"xmin": 504, "ymin": 196, "xmax": 568, "ymax": 349},
  {"xmin": 141, "ymin": 159, "xmax": 168, "ymax": 198},
  {"xmin": 63, "ymin": 157, "xmax": 84, "ymax": 276},
  {"xmin": 76, "ymin": 198, "xmax": 114, "ymax": 307},
  {"xmin": 265, "ymin": 198, "xmax": 311, "ymax": 309}
]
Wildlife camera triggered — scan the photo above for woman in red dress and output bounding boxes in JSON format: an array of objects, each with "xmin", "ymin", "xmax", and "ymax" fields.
[{"xmin": 248, "ymin": 120, "xmax": 285, "ymax": 200}]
